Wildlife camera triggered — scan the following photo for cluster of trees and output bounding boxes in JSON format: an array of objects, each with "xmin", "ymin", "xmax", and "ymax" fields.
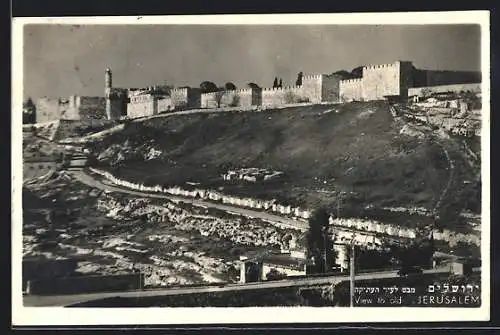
[
  {"xmin": 305, "ymin": 207, "xmax": 336, "ymax": 274},
  {"xmin": 23, "ymin": 97, "xmax": 36, "ymax": 124},
  {"xmin": 304, "ymin": 206, "xmax": 435, "ymax": 274},
  {"xmin": 272, "ymin": 77, "xmax": 283, "ymax": 88},
  {"xmin": 273, "ymin": 72, "xmax": 304, "ymax": 89},
  {"xmin": 199, "ymin": 81, "xmax": 261, "ymax": 94}
]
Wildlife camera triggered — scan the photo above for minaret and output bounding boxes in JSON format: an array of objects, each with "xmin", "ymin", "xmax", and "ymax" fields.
[{"xmin": 105, "ymin": 67, "xmax": 113, "ymax": 120}]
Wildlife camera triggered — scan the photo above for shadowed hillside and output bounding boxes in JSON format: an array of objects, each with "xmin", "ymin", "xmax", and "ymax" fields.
[{"xmin": 89, "ymin": 102, "xmax": 480, "ymax": 226}]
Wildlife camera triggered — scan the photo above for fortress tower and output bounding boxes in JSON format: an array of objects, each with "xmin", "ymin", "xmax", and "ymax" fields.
[{"xmin": 105, "ymin": 67, "xmax": 113, "ymax": 120}]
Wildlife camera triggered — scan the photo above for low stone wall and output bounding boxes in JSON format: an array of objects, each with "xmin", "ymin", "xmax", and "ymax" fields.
[
  {"xmin": 89, "ymin": 167, "xmax": 311, "ymax": 220},
  {"xmin": 88, "ymin": 168, "xmax": 480, "ymax": 247},
  {"xmin": 27, "ymin": 273, "xmax": 144, "ymax": 295}
]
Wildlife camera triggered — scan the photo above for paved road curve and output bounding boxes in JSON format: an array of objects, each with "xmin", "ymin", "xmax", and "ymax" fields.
[{"xmin": 24, "ymin": 268, "xmax": 452, "ymax": 307}]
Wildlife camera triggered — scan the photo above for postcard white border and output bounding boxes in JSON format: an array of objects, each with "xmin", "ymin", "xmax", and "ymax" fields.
[{"xmin": 12, "ymin": 11, "xmax": 491, "ymax": 325}]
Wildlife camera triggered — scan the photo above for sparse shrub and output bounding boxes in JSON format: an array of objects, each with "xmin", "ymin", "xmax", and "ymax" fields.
[
  {"xmin": 284, "ymin": 91, "xmax": 296, "ymax": 104},
  {"xmin": 420, "ymin": 88, "xmax": 434, "ymax": 99},
  {"xmin": 265, "ymin": 268, "xmax": 287, "ymax": 281}
]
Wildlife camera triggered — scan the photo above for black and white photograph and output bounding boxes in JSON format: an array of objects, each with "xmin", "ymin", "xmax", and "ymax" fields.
[{"xmin": 12, "ymin": 11, "xmax": 490, "ymax": 325}]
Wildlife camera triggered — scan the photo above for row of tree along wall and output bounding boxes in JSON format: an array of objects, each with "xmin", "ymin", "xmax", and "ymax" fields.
[
  {"xmin": 124, "ymin": 74, "xmax": 339, "ymax": 119},
  {"xmin": 201, "ymin": 88, "xmax": 261, "ymax": 108},
  {"xmin": 88, "ymin": 168, "xmax": 480, "ymax": 247}
]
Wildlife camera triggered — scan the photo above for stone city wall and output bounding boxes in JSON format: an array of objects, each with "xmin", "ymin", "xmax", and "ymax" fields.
[
  {"xmin": 361, "ymin": 62, "xmax": 405, "ymax": 101},
  {"xmin": 301, "ymin": 74, "xmax": 325, "ymax": 103},
  {"xmin": 201, "ymin": 88, "xmax": 257, "ymax": 108},
  {"xmin": 157, "ymin": 96, "xmax": 173, "ymax": 113},
  {"xmin": 77, "ymin": 96, "xmax": 108, "ymax": 121},
  {"xmin": 413, "ymin": 69, "xmax": 482, "ymax": 88},
  {"xmin": 35, "ymin": 98, "xmax": 61, "ymax": 123},
  {"xmin": 261, "ymin": 86, "xmax": 305, "ymax": 108},
  {"xmin": 408, "ymin": 83, "xmax": 482, "ymax": 97},
  {"xmin": 170, "ymin": 87, "xmax": 202, "ymax": 110},
  {"xmin": 35, "ymin": 95, "xmax": 107, "ymax": 123},
  {"xmin": 339, "ymin": 78, "xmax": 364, "ymax": 102}
]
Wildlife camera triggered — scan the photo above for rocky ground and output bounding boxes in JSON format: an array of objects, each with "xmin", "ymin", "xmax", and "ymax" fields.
[{"xmin": 23, "ymin": 171, "xmax": 304, "ymax": 287}]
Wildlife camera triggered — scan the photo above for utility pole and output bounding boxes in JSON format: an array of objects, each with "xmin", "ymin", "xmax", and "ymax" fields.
[
  {"xmin": 349, "ymin": 238, "xmax": 356, "ymax": 307},
  {"xmin": 324, "ymin": 227, "xmax": 328, "ymax": 273},
  {"xmin": 337, "ymin": 193, "xmax": 342, "ymax": 218}
]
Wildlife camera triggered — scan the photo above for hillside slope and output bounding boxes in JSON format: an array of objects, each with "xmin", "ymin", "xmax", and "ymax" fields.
[{"xmin": 89, "ymin": 102, "xmax": 480, "ymax": 228}]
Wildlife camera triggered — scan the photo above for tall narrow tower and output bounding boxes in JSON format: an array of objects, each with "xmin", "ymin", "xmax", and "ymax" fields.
[{"xmin": 105, "ymin": 67, "xmax": 113, "ymax": 120}]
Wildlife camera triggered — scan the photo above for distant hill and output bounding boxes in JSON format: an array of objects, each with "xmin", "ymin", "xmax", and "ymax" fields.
[{"xmin": 88, "ymin": 102, "xmax": 480, "ymax": 228}]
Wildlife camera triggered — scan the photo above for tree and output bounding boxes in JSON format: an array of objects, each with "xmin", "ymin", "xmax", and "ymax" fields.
[
  {"xmin": 273, "ymin": 77, "xmax": 279, "ymax": 88},
  {"xmin": 247, "ymin": 82, "xmax": 260, "ymax": 89},
  {"xmin": 214, "ymin": 90, "xmax": 226, "ymax": 108},
  {"xmin": 23, "ymin": 97, "xmax": 36, "ymax": 124},
  {"xmin": 306, "ymin": 207, "xmax": 335, "ymax": 273},
  {"xmin": 278, "ymin": 78, "xmax": 283, "ymax": 88},
  {"xmin": 351, "ymin": 66, "xmax": 364, "ymax": 78},
  {"xmin": 296, "ymin": 72, "xmax": 303, "ymax": 86},
  {"xmin": 200, "ymin": 81, "xmax": 218, "ymax": 93},
  {"xmin": 225, "ymin": 82, "xmax": 237, "ymax": 91},
  {"xmin": 246, "ymin": 262, "xmax": 261, "ymax": 282},
  {"xmin": 420, "ymin": 88, "xmax": 434, "ymax": 99},
  {"xmin": 229, "ymin": 93, "xmax": 240, "ymax": 107}
]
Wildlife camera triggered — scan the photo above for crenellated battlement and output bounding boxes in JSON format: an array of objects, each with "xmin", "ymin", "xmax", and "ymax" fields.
[
  {"xmin": 107, "ymin": 58, "xmax": 480, "ymax": 119},
  {"xmin": 339, "ymin": 78, "xmax": 363, "ymax": 84},
  {"xmin": 363, "ymin": 61, "xmax": 400, "ymax": 71},
  {"xmin": 201, "ymin": 88, "xmax": 257, "ymax": 96},
  {"xmin": 171, "ymin": 87, "xmax": 189, "ymax": 93},
  {"xmin": 262, "ymin": 85, "xmax": 302, "ymax": 92},
  {"xmin": 302, "ymin": 74, "xmax": 322, "ymax": 80}
]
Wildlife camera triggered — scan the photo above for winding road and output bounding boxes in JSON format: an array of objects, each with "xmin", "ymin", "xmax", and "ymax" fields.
[{"xmin": 23, "ymin": 267, "xmax": 455, "ymax": 307}]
